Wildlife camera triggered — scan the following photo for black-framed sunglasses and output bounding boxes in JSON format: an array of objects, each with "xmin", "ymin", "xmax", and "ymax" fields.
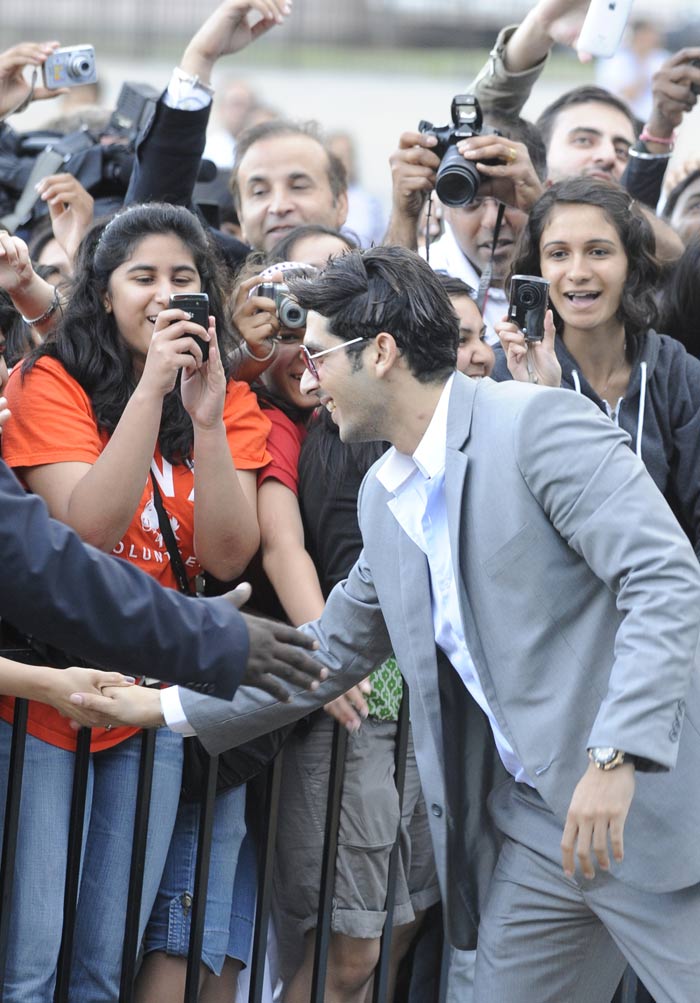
[{"xmin": 299, "ymin": 336, "xmax": 368, "ymax": 380}]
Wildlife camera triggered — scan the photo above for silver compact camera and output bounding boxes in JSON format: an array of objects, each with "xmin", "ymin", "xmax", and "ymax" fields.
[
  {"xmin": 42, "ymin": 45, "xmax": 97, "ymax": 91},
  {"xmin": 251, "ymin": 282, "xmax": 306, "ymax": 330}
]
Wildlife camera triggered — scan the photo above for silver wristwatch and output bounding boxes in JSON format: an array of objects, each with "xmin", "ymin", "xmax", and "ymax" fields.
[{"xmin": 587, "ymin": 747, "xmax": 628, "ymax": 771}]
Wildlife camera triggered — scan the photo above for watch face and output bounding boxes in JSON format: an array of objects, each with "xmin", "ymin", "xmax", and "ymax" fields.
[{"xmin": 596, "ymin": 747, "xmax": 616, "ymax": 762}]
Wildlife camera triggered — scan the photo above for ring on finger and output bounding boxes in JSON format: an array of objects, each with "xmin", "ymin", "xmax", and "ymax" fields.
[{"xmin": 506, "ymin": 147, "xmax": 518, "ymax": 164}]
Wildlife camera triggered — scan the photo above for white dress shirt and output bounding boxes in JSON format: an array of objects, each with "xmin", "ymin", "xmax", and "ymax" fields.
[{"xmin": 376, "ymin": 375, "xmax": 534, "ymax": 786}]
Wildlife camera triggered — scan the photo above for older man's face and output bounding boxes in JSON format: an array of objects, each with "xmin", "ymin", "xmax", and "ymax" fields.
[{"xmin": 237, "ymin": 134, "xmax": 348, "ymax": 252}]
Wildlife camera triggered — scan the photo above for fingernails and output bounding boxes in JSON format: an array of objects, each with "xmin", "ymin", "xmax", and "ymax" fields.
[
  {"xmin": 319, "ymin": 667, "xmax": 329, "ymax": 679},
  {"xmin": 310, "ymin": 680, "xmax": 320, "ymax": 691},
  {"xmin": 70, "ymin": 693, "xmax": 84, "ymax": 705},
  {"xmin": 123, "ymin": 676, "xmax": 136, "ymax": 684}
]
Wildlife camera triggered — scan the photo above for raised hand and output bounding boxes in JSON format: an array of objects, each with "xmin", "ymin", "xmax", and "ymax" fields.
[
  {"xmin": 0, "ymin": 41, "xmax": 68, "ymax": 117},
  {"xmin": 36, "ymin": 173, "xmax": 95, "ymax": 265},
  {"xmin": 180, "ymin": 317, "xmax": 228, "ymax": 429},
  {"xmin": 497, "ymin": 309, "xmax": 561, "ymax": 387}
]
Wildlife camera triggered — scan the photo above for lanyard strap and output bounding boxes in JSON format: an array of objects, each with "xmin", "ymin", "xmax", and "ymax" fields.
[
  {"xmin": 475, "ymin": 200, "xmax": 506, "ymax": 313},
  {"xmin": 149, "ymin": 472, "xmax": 193, "ymax": 597}
]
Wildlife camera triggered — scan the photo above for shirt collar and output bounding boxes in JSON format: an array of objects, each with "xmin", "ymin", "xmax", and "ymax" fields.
[{"xmin": 377, "ymin": 374, "xmax": 454, "ymax": 494}]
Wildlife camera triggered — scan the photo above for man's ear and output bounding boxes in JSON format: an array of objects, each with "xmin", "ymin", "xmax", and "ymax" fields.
[
  {"xmin": 335, "ymin": 189, "xmax": 349, "ymax": 228},
  {"xmin": 373, "ymin": 331, "xmax": 400, "ymax": 378}
]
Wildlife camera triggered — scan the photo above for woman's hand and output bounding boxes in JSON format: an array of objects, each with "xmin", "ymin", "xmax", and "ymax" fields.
[
  {"xmin": 181, "ymin": 317, "xmax": 228, "ymax": 429},
  {"xmin": 0, "ymin": 231, "xmax": 37, "ymax": 294},
  {"xmin": 497, "ymin": 309, "xmax": 561, "ymax": 387},
  {"xmin": 232, "ymin": 273, "xmax": 280, "ymax": 363},
  {"xmin": 139, "ymin": 307, "xmax": 210, "ymax": 399},
  {"xmin": 36, "ymin": 173, "xmax": 94, "ymax": 265},
  {"xmin": 0, "ymin": 397, "xmax": 10, "ymax": 430},
  {"xmin": 47, "ymin": 667, "xmax": 135, "ymax": 726}
]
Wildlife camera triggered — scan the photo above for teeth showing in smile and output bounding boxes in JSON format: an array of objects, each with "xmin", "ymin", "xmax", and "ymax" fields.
[
  {"xmin": 564, "ymin": 292, "xmax": 600, "ymax": 304},
  {"xmin": 147, "ymin": 316, "xmax": 158, "ymax": 324},
  {"xmin": 325, "ymin": 400, "xmax": 336, "ymax": 413}
]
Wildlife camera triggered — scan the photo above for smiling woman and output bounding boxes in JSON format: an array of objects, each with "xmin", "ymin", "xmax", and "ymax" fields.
[
  {"xmin": 0, "ymin": 203, "xmax": 272, "ymax": 1001},
  {"xmin": 493, "ymin": 177, "xmax": 700, "ymax": 559}
]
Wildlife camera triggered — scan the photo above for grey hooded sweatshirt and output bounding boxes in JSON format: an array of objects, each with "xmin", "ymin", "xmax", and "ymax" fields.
[{"xmin": 492, "ymin": 330, "xmax": 700, "ymax": 557}]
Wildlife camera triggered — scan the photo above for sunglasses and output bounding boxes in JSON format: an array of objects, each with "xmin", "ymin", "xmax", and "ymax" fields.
[{"xmin": 300, "ymin": 336, "xmax": 368, "ymax": 380}]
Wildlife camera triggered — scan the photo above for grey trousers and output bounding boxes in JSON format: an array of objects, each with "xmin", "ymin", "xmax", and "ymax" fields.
[{"xmin": 472, "ymin": 781, "xmax": 700, "ymax": 1003}]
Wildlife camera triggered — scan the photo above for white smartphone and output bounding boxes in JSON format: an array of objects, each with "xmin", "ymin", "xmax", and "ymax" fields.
[{"xmin": 576, "ymin": 0, "xmax": 635, "ymax": 59}]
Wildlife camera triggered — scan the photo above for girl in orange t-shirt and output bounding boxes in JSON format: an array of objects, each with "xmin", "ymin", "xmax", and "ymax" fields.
[{"xmin": 0, "ymin": 203, "xmax": 270, "ymax": 1001}]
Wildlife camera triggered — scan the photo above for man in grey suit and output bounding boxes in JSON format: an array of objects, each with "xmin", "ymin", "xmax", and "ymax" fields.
[{"xmin": 76, "ymin": 247, "xmax": 700, "ymax": 1003}]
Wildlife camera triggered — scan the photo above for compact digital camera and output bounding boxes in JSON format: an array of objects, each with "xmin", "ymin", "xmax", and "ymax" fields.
[
  {"xmin": 508, "ymin": 275, "xmax": 550, "ymax": 342},
  {"xmin": 418, "ymin": 95, "xmax": 500, "ymax": 208},
  {"xmin": 42, "ymin": 45, "xmax": 97, "ymax": 91},
  {"xmin": 250, "ymin": 282, "xmax": 306, "ymax": 330},
  {"xmin": 169, "ymin": 293, "xmax": 210, "ymax": 362}
]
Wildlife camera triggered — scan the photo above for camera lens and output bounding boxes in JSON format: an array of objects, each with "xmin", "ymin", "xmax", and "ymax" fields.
[
  {"xmin": 518, "ymin": 284, "xmax": 542, "ymax": 308},
  {"xmin": 69, "ymin": 55, "xmax": 92, "ymax": 79},
  {"xmin": 278, "ymin": 298, "xmax": 307, "ymax": 330},
  {"xmin": 435, "ymin": 145, "xmax": 480, "ymax": 208}
]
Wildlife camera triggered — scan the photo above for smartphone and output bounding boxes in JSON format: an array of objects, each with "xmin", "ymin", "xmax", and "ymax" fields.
[
  {"xmin": 169, "ymin": 292, "xmax": 210, "ymax": 362},
  {"xmin": 508, "ymin": 275, "xmax": 550, "ymax": 343},
  {"xmin": 42, "ymin": 45, "xmax": 97, "ymax": 91},
  {"xmin": 576, "ymin": 0, "xmax": 634, "ymax": 59}
]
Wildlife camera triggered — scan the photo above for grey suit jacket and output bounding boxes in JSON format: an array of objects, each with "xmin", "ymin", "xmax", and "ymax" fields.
[{"xmin": 182, "ymin": 374, "xmax": 700, "ymax": 948}]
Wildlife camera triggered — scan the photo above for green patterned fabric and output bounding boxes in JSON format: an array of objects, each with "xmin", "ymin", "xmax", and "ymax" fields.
[{"xmin": 366, "ymin": 654, "xmax": 403, "ymax": 721}]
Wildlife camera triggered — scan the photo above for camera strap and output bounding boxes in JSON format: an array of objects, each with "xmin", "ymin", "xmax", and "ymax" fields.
[{"xmin": 475, "ymin": 200, "xmax": 506, "ymax": 313}]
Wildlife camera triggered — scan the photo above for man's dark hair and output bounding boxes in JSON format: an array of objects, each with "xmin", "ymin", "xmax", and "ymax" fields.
[
  {"xmin": 289, "ymin": 246, "xmax": 458, "ymax": 383},
  {"xmin": 535, "ymin": 86, "xmax": 639, "ymax": 150},
  {"xmin": 484, "ymin": 112, "xmax": 548, "ymax": 182},
  {"xmin": 435, "ymin": 273, "xmax": 478, "ymax": 302},
  {"xmin": 511, "ymin": 177, "xmax": 660, "ymax": 346},
  {"xmin": 662, "ymin": 168, "xmax": 700, "ymax": 222},
  {"xmin": 230, "ymin": 120, "xmax": 347, "ymax": 208}
]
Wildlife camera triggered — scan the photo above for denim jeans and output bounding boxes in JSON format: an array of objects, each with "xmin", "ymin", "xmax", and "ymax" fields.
[
  {"xmin": 144, "ymin": 783, "xmax": 247, "ymax": 975},
  {"xmin": 0, "ymin": 721, "xmax": 183, "ymax": 1002}
]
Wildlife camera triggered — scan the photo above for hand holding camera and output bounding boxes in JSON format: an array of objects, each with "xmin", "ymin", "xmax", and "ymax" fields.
[
  {"xmin": 0, "ymin": 41, "xmax": 69, "ymax": 119},
  {"xmin": 498, "ymin": 276, "xmax": 560, "ymax": 387},
  {"xmin": 455, "ymin": 136, "xmax": 545, "ymax": 214}
]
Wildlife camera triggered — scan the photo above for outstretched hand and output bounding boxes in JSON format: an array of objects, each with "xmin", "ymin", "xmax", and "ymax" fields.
[
  {"xmin": 181, "ymin": 0, "xmax": 291, "ymax": 83},
  {"xmin": 223, "ymin": 583, "xmax": 329, "ymax": 702}
]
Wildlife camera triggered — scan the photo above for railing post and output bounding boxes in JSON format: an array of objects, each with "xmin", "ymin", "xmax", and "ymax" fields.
[
  {"xmin": 248, "ymin": 753, "xmax": 283, "ymax": 1003},
  {"xmin": 183, "ymin": 751, "xmax": 218, "ymax": 1003}
]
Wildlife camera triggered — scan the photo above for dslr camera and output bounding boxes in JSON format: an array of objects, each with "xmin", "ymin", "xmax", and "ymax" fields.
[
  {"xmin": 42, "ymin": 45, "xmax": 97, "ymax": 91},
  {"xmin": 508, "ymin": 275, "xmax": 550, "ymax": 342},
  {"xmin": 251, "ymin": 282, "xmax": 306, "ymax": 329},
  {"xmin": 418, "ymin": 95, "xmax": 500, "ymax": 207}
]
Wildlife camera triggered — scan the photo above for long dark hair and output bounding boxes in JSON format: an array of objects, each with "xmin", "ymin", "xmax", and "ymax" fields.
[
  {"xmin": 659, "ymin": 236, "xmax": 700, "ymax": 359},
  {"xmin": 511, "ymin": 178, "xmax": 661, "ymax": 353},
  {"xmin": 25, "ymin": 203, "xmax": 236, "ymax": 463}
]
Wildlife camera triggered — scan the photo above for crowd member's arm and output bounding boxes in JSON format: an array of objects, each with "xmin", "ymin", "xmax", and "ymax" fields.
[
  {"xmin": 35, "ymin": 173, "xmax": 94, "ymax": 266},
  {"xmin": 0, "ymin": 231, "xmax": 61, "ymax": 337},
  {"xmin": 230, "ymin": 272, "xmax": 281, "ymax": 382},
  {"xmin": 467, "ymin": 0, "xmax": 588, "ymax": 117},
  {"xmin": 384, "ymin": 132, "xmax": 440, "ymax": 250},
  {"xmin": 496, "ymin": 310, "xmax": 561, "ymax": 386},
  {"xmin": 124, "ymin": 0, "xmax": 288, "ymax": 209},
  {"xmin": 185, "ymin": 322, "xmax": 261, "ymax": 579},
  {"xmin": 622, "ymin": 49, "xmax": 700, "ymax": 209},
  {"xmin": 0, "ymin": 659, "xmax": 133, "ymax": 723},
  {"xmin": 0, "ymin": 41, "xmax": 68, "ymax": 119}
]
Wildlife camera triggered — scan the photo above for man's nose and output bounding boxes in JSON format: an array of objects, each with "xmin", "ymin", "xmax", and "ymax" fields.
[
  {"xmin": 479, "ymin": 197, "xmax": 502, "ymax": 229},
  {"xmin": 300, "ymin": 366, "xmax": 319, "ymax": 397},
  {"xmin": 268, "ymin": 186, "xmax": 295, "ymax": 215},
  {"xmin": 593, "ymin": 139, "xmax": 616, "ymax": 169}
]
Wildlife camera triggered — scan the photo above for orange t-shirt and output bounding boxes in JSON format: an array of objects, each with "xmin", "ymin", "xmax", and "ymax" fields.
[{"xmin": 1, "ymin": 356, "xmax": 271, "ymax": 751}]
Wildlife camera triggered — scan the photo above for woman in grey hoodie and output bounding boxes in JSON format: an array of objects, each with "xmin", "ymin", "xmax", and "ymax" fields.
[{"xmin": 494, "ymin": 177, "xmax": 700, "ymax": 557}]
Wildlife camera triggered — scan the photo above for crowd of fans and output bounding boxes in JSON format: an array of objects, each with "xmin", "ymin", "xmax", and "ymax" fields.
[{"xmin": 0, "ymin": 0, "xmax": 699, "ymax": 1000}]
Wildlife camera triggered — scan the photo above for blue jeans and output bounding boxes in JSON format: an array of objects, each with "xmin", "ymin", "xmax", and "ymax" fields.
[
  {"xmin": 0, "ymin": 721, "xmax": 183, "ymax": 1003},
  {"xmin": 144, "ymin": 783, "xmax": 247, "ymax": 975}
]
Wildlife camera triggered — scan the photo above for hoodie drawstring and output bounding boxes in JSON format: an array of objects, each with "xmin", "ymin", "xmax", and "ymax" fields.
[{"xmin": 636, "ymin": 361, "xmax": 647, "ymax": 461}]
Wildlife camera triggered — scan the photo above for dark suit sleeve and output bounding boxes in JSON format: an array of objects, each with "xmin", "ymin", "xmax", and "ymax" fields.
[
  {"xmin": 123, "ymin": 95, "xmax": 210, "ymax": 208},
  {"xmin": 0, "ymin": 461, "xmax": 246, "ymax": 699},
  {"xmin": 621, "ymin": 150, "xmax": 670, "ymax": 209}
]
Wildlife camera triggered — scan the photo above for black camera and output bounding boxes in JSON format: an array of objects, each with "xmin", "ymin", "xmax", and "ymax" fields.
[
  {"xmin": 508, "ymin": 275, "xmax": 550, "ymax": 342},
  {"xmin": 250, "ymin": 282, "xmax": 306, "ymax": 329},
  {"xmin": 418, "ymin": 95, "xmax": 500, "ymax": 208},
  {"xmin": 169, "ymin": 293, "xmax": 210, "ymax": 361}
]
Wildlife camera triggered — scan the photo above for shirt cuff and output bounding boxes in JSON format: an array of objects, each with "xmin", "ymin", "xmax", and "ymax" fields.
[
  {"xmin": 161, "ymin": 685, "xmax": 197, "ymax": 735},
  {"xmin": 163, "ymin": 67, "xmax": 214, "ymax": 112}
]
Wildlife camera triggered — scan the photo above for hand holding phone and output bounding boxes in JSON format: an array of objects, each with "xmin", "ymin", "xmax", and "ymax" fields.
[
  {"xmin": 576, "ymin": 0, "xmax": 634, "ymax": 60},
  {"xmin": 169, "ymin": 292, "xmax": 210, "ymax": 361}
]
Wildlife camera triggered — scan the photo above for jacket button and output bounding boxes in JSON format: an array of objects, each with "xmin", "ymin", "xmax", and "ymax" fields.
[{"xmin": 431, "ymin": 803, "xmax": 443, "ymax": 817}]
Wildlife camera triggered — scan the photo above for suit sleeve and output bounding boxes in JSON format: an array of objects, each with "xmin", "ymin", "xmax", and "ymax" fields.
[
  {"xmin": 513, "ymin": 388, "xmax": 700, "ymax": 770},
  {"xmin": 0, "ymin": 460, "xmax": 246, "ymax": 699},
  {"xmin": 182, "ymin": 540, "xmax": 393, "ymax": 755}
]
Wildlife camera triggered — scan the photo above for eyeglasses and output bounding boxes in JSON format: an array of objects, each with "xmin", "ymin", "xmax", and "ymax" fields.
[{"xmin": 300, "ymin": 336, "xmax": 367, "ymax": 380}]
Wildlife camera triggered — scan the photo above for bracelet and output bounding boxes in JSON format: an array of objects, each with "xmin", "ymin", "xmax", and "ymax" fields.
[
  {"xmin": 172, "ymin": 65, "xmax": 215, "ymax": 97},
  {"xmin": 20, "ymin": 287, "xmax": 61, "ymax": 327},
  {"xmin": 639, "ymin": 125, "xmax": 677, "ymax": 149},
  {"xmin": 241, "ymin": 339, "xmax": 277, "ymax": 362}
]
